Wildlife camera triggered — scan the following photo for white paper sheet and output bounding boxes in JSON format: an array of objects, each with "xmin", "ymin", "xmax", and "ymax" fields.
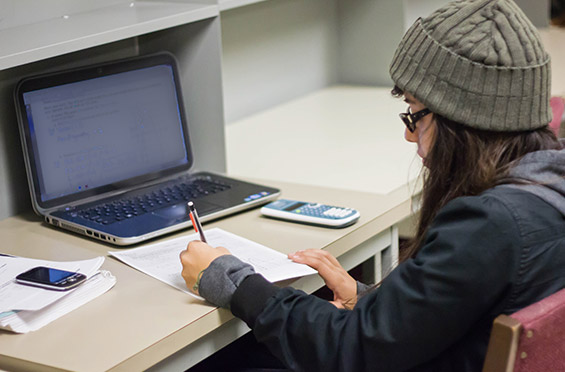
[
  {"xmin": 109, "ymin": 228, "xmax": 316, "ymax": 297},
  {"xmin": 0, "ymin": 256, "xmax": 104, "ymax": 313},
  {"xmin": 0, "ymin": 270, "xmax": 116, "ymax": 333}
]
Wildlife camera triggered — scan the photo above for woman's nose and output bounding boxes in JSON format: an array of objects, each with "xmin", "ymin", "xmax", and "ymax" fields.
[{"xmin": 404, "ymin": 127, "xmax": 417, "ymax": 143}]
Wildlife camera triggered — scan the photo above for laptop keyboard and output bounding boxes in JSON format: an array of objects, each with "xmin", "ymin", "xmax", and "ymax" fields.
[{"xmin": 76, "ymin": 178, "xmax": 231, "ymax": 225}]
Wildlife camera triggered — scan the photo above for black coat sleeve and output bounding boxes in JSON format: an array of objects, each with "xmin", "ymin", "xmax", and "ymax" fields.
[{"xmin": 231, "ymin": 194, "xmax": 522, "ymax": 372}]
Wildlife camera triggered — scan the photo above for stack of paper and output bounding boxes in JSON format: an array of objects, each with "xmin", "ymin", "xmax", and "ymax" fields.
[
  {"xmin": 0, "ymin": 256, "xmax": 116, "ymax": 333},
  {"xmin": 110, "ymin": 228, "xmax": 316, "ymax": 298}
]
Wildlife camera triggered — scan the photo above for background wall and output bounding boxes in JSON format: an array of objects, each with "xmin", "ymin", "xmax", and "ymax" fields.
[
  {"xmin": 402, "ymin": 0, "xmax": 448, "ymax": 30},
  {"xmin": 514, "ymin": 0, "xmax": 550, "ymax": 27},
  {"xmin": 336, "ymin": 0, "xmax": 404, "ymax": 87},
  {"xmin": 220, "ymin": 0, "xmax": 405, "ymax": 124},
  {"xmin": 220, "ymin": 0, "xmax": 339, "ymax": 124}
]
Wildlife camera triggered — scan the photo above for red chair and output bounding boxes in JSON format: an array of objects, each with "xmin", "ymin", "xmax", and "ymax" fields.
[
  {"xmin": 482, "ymin": 288, "xmax": 565, "ymax": 372},
  {"xmin": 549, "ymin": 96, "xmax": 565, "ymax": 137}
]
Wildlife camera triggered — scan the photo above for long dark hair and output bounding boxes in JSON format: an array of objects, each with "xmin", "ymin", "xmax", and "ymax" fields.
[{"xmin": 394, "ymin": 87, "xmax": 563, "ymax": 262}]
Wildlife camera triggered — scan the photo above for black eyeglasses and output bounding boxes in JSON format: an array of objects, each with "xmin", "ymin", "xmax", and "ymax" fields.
[{"xmin": 399, "ymin": 107, "xmax": 431, "ymax": 133}]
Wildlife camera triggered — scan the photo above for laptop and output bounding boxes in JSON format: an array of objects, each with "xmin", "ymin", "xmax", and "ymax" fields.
[{"xmin": 14, "ymin": 52, "xmax": 280, "ymax": 246}]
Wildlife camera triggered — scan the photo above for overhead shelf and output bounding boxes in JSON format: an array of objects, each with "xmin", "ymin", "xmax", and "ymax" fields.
[
  {"xmin": 218, "ymin": 0, "xmax": 268, "ymax": 11},
  {"xmin": 0, "ymin": 1, "xmax": 218, "ymax": 70}
]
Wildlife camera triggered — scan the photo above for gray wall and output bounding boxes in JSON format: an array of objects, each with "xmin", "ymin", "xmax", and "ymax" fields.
[
  {"xmin": 220, "ymin": 0, "xmax": 405, "ymax": 124},
  {"xmin": 336, "ymin": 0, "xmax": 405, "ymax": 87},
  {"xmin": 514, "ymin": 0, "xmax": 551, "ymax": 27},
  {"xmin": 220, "ymin": 0, "xmax": 339, "ymax": 124}
]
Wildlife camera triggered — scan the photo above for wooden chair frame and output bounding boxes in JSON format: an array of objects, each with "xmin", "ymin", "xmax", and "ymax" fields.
[{"xmin": 482, "ymin": 315, "xmax": 523, "ymax": 372}]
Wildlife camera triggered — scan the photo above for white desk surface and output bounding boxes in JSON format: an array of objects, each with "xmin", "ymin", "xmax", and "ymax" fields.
[
  {"xmin": 0, "ymin": 178, "xmax": 415, "ymax": 372},
  {"xmin": 226, "ymin": 85, "xmax": 422, "ymax": 195}
]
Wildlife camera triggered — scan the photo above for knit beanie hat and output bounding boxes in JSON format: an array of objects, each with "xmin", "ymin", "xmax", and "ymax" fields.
[{"xmin": 390, "ymin": 0, "xmax": 551, "ymax": 132}]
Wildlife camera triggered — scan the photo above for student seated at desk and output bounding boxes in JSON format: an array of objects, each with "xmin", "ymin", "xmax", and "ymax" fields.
[{"xmin": 180, "ymin": 0, "xmax": 565, "ymax": 371}]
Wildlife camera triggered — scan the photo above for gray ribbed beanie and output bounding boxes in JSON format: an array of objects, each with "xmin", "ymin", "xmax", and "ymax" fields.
[{"xmin": 390, "ymin": 0, "xmax": 552, "ymax": 131}]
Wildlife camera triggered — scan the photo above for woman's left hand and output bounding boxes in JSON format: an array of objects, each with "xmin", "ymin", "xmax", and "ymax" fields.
[
  {"xmin": 289, "ymin": 249, "xmax": 358, "ymax": 310},
  {"xmin": 180, "ymin": 240, "xmax": 230, "ymax": 294}
]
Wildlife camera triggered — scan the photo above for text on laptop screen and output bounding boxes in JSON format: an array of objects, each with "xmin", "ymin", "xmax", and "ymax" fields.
[{"xmin": 22, "ymin": 65, "xmax": 189, "ymax": 202}]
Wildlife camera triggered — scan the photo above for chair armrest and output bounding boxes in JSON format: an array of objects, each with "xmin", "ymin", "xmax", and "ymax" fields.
[{"xmin": 482, "ymin": 315, "xmax": 522, "ymax": 372}]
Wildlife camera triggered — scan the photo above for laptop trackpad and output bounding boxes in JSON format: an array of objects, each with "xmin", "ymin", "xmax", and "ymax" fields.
[{"xmin": 152, "ymin": 201, "xmax": 222, "ymax": 222}]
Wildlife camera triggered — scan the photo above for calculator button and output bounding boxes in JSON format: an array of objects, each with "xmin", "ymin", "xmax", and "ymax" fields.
[{"xmin": 323, "ymin": 209, "xmax": 338, "ymax": 218}]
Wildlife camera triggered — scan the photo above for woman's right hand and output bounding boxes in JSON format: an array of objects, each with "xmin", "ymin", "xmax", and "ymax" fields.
[
  {"xmin": 289, "ymin": 249, "xmax": 358, "ymax": 310},
  {"xmin": 180, "ymin": 240, "xmax": 231, "ymax": 295}
]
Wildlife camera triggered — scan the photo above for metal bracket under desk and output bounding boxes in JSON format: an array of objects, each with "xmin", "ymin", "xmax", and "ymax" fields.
[{"xmin": 147, "ymin": 227, "xmax": 399, "ymax": 372}]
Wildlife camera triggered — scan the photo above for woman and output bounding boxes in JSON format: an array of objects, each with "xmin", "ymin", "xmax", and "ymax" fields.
[{"xmin": 181, "ymin": 0, "xmax": 565, "ymax": 370}]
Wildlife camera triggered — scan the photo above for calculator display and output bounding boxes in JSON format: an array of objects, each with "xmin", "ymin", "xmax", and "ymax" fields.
[{"xmin": 284, "ymin": 202, "xmax": 306, "ymax": 211}]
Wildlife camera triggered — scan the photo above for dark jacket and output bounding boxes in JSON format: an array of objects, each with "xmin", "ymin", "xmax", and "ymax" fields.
[{"xmin": 231, "ymin": 146, "xmax": 565, "ymax": 372}]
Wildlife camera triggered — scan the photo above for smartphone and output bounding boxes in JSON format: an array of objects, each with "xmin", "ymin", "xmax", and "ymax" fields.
[{"xmin": 15, "ymin": 266, "xmax": 87, "ymax": 291}]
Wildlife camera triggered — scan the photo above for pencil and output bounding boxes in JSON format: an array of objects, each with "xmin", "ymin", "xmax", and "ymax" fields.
[{"xmin": 187, "ymin": 201, "xmax": 207, "ymax": 243}]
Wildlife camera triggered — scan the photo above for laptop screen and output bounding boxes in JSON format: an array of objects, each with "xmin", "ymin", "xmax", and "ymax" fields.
[{"xmin": 16, "ymin": 53, "xmax": 192, "ymax": 209}]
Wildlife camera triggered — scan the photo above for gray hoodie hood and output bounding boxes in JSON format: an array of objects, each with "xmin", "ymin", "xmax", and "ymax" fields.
[{"xmin": 503, "ymin": 140, "xmax": 565, "ymax": 216}]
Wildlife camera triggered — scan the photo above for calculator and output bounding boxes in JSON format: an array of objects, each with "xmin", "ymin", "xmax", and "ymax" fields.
[{"xmin": 260, "ymin": 199, "xmax": 360, "ymax": 228}]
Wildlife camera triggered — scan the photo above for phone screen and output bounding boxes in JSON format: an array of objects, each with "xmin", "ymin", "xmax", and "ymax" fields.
[
  {"xmin": 16, "ymin": 266, "xmax": 86, "ymax": 290},
  {"xmin": 21, "ymin": 267, "xmax": 76, "ymax": 284}
]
